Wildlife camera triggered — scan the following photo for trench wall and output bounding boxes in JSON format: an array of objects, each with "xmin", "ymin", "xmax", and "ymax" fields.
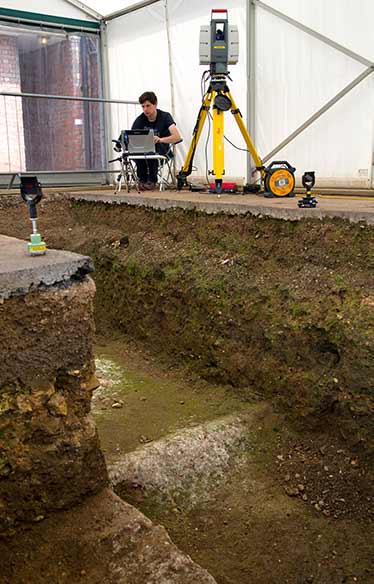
[{"xmin": 0, "ymin": 237, "xmax": 108, "ymax": 533}]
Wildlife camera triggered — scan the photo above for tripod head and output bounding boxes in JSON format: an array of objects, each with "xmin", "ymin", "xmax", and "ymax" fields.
[
  {"xmin": 199, "ymin": 9, "xmax": 239, "ymax": 75},
  {"xmin": 109, "ymin": 138, "xmax": 132, "ymax": 163}
]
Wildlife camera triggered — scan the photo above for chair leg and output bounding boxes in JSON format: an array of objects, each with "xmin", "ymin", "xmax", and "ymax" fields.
[
  {"xmin": 158, "ymin": 158, "xmax": 173, "ymax": 191},
  {"xmin": 129, "ymin": 160, "xmax": 140, "ymax": 193},
  {"xmin": 115, "ymin": 173, "xmax": 123, "ymax": 194},
  {"xmin": 122, "ymin": 160, "xmax": 141, "ymax": 193}
]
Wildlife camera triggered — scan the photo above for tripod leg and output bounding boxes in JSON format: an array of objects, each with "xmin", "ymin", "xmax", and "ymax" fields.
[
  {"xmin": 178, "ymin": 89, "xmax": 213, "ymax": 186},
  {"xmin": 117, "ymin": 175, "xmax": 123, "ymax": 193},
  {"xmin": 115, "ymin": 157, "xmax": 126, "ymax": 194},
  {"xmin": 124, "ymin": 164, "xmax": 130, "ymax": 193},
  {"xmin": 130, "ymin": 160, "xmax": 140, "ymax": 193},
  {"xmin": 212, "ymin": 95, "xmax": 225, "ymax": 192},
  {"xmin": 227, "ymin": 91, "xmax": 264, "ymax": 175}
]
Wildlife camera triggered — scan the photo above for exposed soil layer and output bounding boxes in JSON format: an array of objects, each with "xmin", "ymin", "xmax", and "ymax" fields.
[
  {"xmin": 0, "ymin": 277, "xmax": 107, "ymax": 534},
  {"xmin": 0, "ymin": 196, "xmax": 372, "ymax": 446}
]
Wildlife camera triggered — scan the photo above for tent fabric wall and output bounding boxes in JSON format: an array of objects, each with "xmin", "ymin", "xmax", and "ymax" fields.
[
  {"xmin": 106, "ymin": 0, "xmax": 373, "ymax": 187},
  {"xmin": 255, "ymin": 0, "xmax": 374, "ymax": 188},
  {"xmin": 82, "ymin": 0, "xmax": 139, "ymax": 18},
  {"xmin": 260, "ymin": 0, "xmax": 373, "ymax": 62},
  {"xmin": 0, "ymin": 0, "xmax": 97, "ymax": 21}
]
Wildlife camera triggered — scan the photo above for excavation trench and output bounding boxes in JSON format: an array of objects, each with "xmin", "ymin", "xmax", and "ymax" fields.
[
  {"xmin": 0, "ymin": 195, "xmax": 373, "ymax": 583},
  {"xmin": 92, "ymin": 347, "xmax": 373, "ymax": 584},
  {"xmin": 11, "ymin": 196, "xmax": 371, "ymax": 441}
]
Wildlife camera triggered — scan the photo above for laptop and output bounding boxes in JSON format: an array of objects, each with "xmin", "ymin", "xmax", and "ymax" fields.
[{"xmin": 121, "ymin": 129, "xmax": 156, "ymax": 155}]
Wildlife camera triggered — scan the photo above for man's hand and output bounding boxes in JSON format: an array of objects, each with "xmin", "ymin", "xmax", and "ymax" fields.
[{"xmin": 154, "ymin": 135, "xmax": 162, "ymax": 144}]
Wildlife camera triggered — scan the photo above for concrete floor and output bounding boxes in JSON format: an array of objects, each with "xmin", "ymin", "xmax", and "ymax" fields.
[
  {"xmin": 66, "ymin": 188, "xmax": 374, "ymax": 225},
  {"xmin": 0, "ymin": 235, "xmax": 93, "ymax": 299}
]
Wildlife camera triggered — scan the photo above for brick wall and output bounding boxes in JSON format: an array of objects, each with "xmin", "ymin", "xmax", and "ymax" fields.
[
  {"xmin": 0, "ymin": 36, "xmax": 26, "ymax": 172},
  {"xmin": 0, "ymin": 32, "xmax": 102, "ymax": 174},
  {"xmin": 20, "ymin": 38, "xmax": 85, "ymax": 171},
  {"xmin": 20, "ymin": 36, "xmax": 102, "ymax": 171}
]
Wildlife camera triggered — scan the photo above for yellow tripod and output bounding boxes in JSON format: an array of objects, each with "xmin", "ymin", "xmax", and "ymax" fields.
[{"xmin": 177, "ymin": 75, "xmax": 295, "ymax": 196}]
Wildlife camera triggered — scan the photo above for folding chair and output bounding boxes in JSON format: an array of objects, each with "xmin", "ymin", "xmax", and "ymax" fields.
[
  {"xmin": 110, "ymin": 138, "xmax": 183, "ymax": 193},
  {"xmin": 157, "ymin": 140, "xmax": 183, "ymax": 191}
]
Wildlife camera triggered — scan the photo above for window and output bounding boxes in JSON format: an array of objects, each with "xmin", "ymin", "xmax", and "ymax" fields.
[{"xmin": 0, "ymin": 23, "xmax": 104, "ymax": 173}]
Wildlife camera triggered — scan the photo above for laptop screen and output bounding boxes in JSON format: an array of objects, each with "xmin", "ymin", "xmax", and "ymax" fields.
[{"xmin": 121, "ymin": 129, "xmax": 155, "ymax": 154}]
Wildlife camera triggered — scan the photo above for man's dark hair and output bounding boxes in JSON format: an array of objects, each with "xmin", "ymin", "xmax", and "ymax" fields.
[{"xmin": 139, "ymin": 91, "xmax": 158, "ymax": 105}]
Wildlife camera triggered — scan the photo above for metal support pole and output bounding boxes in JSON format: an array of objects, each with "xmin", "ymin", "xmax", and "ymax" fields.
[
  {"xmin": 263, "ymin": 67, "xmax": 374, "ymax": 163},
  {"xmin": 0, "ymin": 91, "xmax": 137, "ymax": 105},
  {"xmin": 253, "ymin": 0, "xmax": 374, "ymax": 68},
  {"xmin": 251, "ymin": 0, "xmax": 374, "ymax": 167},
  {"xmin": 164, "ymin": 0, "xmax": 177, "ymax": 179},
  {"xmin": 164, "ymin": 0, "xmax": 175, "ymax": 117},
  {"xmin": 100, "ymin": 20, "xmax": 113, "ymax": 185},
  {"xmin": 106, "ymin": 0, "xmax": 161, "ymax": 21},
  {"xmin": 247, "ymin": 0, "xmax": 257, "ymax": 182},
  {"xmin": 62, "ymin": 0, "xmax": 102, "ymax": 21}
]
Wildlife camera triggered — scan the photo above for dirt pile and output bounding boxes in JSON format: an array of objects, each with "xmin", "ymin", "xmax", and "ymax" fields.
[{"xmin": 274, "ymin": 432, "xmax": 373, "ymax": 521}]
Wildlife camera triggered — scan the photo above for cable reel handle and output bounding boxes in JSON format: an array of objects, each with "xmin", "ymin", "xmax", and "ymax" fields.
[{"xmin": 266, "ymin": 160, "xmax": 296, "ymax": 173}]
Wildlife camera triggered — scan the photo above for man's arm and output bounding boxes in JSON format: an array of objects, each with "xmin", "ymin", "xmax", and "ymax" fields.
[{"xmin": 154, "ymin": 124, "xmax": 182, "ymax": 145}]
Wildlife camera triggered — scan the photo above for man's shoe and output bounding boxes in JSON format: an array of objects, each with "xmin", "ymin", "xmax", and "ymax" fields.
[{"xmin": 138, "ymin": 182, "xmax": 156, "ymax": 191}]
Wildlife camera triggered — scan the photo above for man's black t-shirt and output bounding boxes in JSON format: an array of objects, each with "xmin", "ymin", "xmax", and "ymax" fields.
[{"xmin": 132, "ymin": 109, "xmax": 175, "ymax": 155}]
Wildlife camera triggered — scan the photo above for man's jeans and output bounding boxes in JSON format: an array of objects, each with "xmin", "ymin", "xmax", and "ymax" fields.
[{"xmin": 135, "ymin": 159, "xmax": 158, "ymax": 184}]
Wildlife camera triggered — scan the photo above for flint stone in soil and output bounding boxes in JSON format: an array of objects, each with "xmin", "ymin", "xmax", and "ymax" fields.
[{"xmin": 109, "ymin": 412, "xmax": 259, "ymax": 505}]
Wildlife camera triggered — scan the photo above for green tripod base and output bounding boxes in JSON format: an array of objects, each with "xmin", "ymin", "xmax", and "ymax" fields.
[{"xmin": 28, "ymin": 232, "xmax": 47, "ymax": 256}]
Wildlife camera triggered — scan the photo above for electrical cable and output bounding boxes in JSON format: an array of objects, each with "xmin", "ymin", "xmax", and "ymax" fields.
[
  {"xmin": 223, "ymin": 134, "xmax": 252, "ymax": 153},
  {"xmin": 196, "ymin": 70, "xmax": 211, "ymax": 186},
  {"xmin": 317, "ymin": 194, "xmax": 374, "ymax": 201},
  {"xmin": 201, "ymin": 70, "xmax": 210, "ymax": 99},
  {"xmin": 205, "ymin": 108, "xmax": 252, "ymax": 155}
]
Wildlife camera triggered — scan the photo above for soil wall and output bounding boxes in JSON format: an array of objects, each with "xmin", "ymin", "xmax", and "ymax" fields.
[
  {"xmin": 0, "ymin": 197, "xmax": 372, "ymax": 450},
  {"xmin": 0, "ymin": 275, "xmax": 108, "ymax": 534}
]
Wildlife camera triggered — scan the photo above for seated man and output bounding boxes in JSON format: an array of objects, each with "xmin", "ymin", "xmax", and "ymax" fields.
[{"xmin": 131, "ymin": 91, "xmax": 182, "ymax": 190}]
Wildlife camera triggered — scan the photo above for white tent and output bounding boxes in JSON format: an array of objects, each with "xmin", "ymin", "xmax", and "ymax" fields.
[{"xmin": 0, "ymin": 0, "xmax": 373, "ymax": 187}]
